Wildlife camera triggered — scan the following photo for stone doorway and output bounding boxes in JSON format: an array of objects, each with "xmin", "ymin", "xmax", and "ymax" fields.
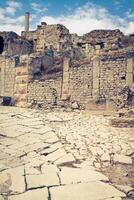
[{"xmin": 0, "ymin": 36, "xmax": 4, "ymax": 54}]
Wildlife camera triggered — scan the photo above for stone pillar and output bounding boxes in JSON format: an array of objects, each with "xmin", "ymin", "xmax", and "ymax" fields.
[
  {"xmin": 25, "ymin": 12, "xmax": 30, "ymax": 32},
  {"xmin": 14, "ymin": 55, "xmax": 29, "ymax": 107},
  {"xmin": 126, "ymin": 58, "xmax": 134, "ymax": 87},
  {"xmin": 61, "ymin": 57, "xmax": 70, "ymax": 100},
  {"xmin": 0, "ymin": 59, "xmax": 5, "ymax": 96},
  {"xmin": 92, "ymin": 56, "xmax": 100, "ymax": 99}
]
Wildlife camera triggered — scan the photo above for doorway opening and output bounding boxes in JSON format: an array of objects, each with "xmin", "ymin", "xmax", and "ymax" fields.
[{"xmin": 0, "ymin": 36, "xmax": 4, "ymax": 54}]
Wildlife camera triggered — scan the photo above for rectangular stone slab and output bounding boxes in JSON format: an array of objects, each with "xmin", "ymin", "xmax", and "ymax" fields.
[
  {"xmin": 8, "ymin": 188, "xmax": 48, "ymax": 200},
  {"xmin": 50, "ymin": 181, "xmax": 126, "ymax": 200}
]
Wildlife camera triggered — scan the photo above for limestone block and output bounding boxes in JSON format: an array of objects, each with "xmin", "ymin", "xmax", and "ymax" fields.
[
  {"xmin": 2, "ymin": 166, "xmax": 25, "ymax": 194},
  {"xmin": 8, "ymin": 189, "xmax": 48, "ymax": 200},
  {"xmin": 50, "ymin": 181, "xmax": 125, "ymax": 200},
  {"xmin": 59, "ymin": 167, "xmax": 108, "ymax": 184}
]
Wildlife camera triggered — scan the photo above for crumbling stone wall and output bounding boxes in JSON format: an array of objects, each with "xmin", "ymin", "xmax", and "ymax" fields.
[
  {"xmin": 14, "ymin": 55, "xmax": 30, "ymax": 107},
  {"xmin": 0, "ymin": 32, "xmax": 33, "ymax": 56},
  {"xmin": 0, "ymin": 56, "xmax": 15, "ymax": 97},
  {"xmin": 99, "ymin": 57, "xmax": 127, "ymax": 99},
  {"xmin": 27, "ymin": 77, "xmax": 62, "ymax": 108},
  {"xmin": 22, "ymin": 23, "xmax": 72, "ymax": 54},
  {"xmin": 0, "ymin": 24, "xmax": 134, "ymax": 110},
  {"xmin": 69, "ymin": 61, "xmax": 93, "ymax": 106}
]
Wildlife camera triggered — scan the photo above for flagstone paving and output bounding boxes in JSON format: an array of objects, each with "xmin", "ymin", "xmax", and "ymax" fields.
[{"xmin": 0, "ymin": 106, "xmax": 133, "ymax": 200}]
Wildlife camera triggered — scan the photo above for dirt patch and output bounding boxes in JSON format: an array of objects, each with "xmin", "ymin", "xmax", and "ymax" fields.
[
  {"xmin": 101, "ymin": 161, "xmax": 134, "ymax": 200},
  {"xmin": 101, "ymin": 163, "xmax": 134, "ymax": 186}
]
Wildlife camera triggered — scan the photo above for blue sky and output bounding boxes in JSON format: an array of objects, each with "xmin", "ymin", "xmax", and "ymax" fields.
[{"xmin": 0, "ymin": 0, "xmax": 134, "ymax": 35}]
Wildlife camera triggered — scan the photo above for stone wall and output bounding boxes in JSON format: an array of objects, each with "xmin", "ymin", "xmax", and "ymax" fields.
[
  {"xmin": 27, "ymin": 77, "xmax": 62, "ymax": 108},
  {"xmin": 0, "ymin": 56, "xmax": 15, "ymax": 97},
  {"xmin": 0, "ymin": 25, "xmax": 134, "ymax": 109},
  {"xmin": 69, "ymin": 62, "xmax": 93, "ymax": 106},
  {"xmin": 0, "ymin": 55, "xmax": 30, "ymax": 107},
  {"xmin": 14, "ymin": 55, "xmax": 30, "ymax": 107},
  {"xmin": 99, "ymin": 58, "xmax": 127, "ymax": 99},
  {"xmin": 0, "ymin": 32, "xmax": 33, "ymax": 56}
]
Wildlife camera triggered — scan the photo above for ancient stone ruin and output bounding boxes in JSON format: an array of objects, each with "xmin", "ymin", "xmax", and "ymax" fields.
[{"xmin": 0, "ymin": 12, "xmax": 134, "ymax": 110}]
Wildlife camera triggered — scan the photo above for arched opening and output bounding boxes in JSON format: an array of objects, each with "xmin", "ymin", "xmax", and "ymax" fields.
[{"xmin": 0, "ymin": 36, "xmax": 4, "ymax": 54}]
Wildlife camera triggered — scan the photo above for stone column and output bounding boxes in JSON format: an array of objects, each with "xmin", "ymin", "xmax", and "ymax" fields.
[
  {"xmin": 92, "ymin": 56, "xmax": 100, "ymax": 99},
  {"xmin": 0, "ymin": 59, "xmax": 5, "ymax": 96},
  {"xmin": 25, "ymin": 12, "xmax": 30, "ymax": 32},
  {"xmin": 61, "ymin": 57, "xmax": 70, "ymax": 100},
  {"xmin": 126, "ymin": 58, "xmax": 134, "ymax": 87}
]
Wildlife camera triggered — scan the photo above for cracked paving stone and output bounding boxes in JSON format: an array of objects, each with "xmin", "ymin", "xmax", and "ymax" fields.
[
  {"xmin": 40, "ymin": 142, "xmax": 62, "ymax": 155},
  {"xmin": 0, "ymin": 196, "xmax": 4, "ymax": 200},
  {"xmin": 26, "ymin": 167, "xmax": 60, "ymax": 189},
  {"xmin": 0, "ymin": 138, "xmax": 17, "ymax": 146},
  {"xmin": 25, "ymin": 164, "xmax": 41, "ymax": 175},
  {"xmin": 54, "ymin": 153, "xmax": 76, "ymax": 165},
  {"xmin": 105, "ymin": 198, "xmax": 122, "ymax": 200},
  {"xmin": 45, "ymin": 148, "xmax": 66, "ymax": 162},
  {"xmin": 101, "ymin": 153, "xmax": 111, "ymax": 162},
  {"xmin": 45, "ymin": 115, "xmax": 63, "ymax": 122},
  {"xmin": 23, "ymin": 142, "xmax": 50, "ymax": 154},
  {"xmin": 0, "ymin": 163, "xmax": 9, "ymax": 172},
  {"xmin": 50, "ymin": 181, "xmax": 126, "ymax": 200},
  {"xmin": 0, "ymin": 173, "xmax": 11, "ymax": 194},
  {"xmin": 41, "ymin": 164, "xmax": 59, "ymax": 173},
  {"xmin": 17, "ymin": 133, "xmax": 41, "ymax": 145},
  {"xmin": 114, "ymin": 154, "xmax": 132, "ymax": 164},
  {"xmin": 2, "ymin": 126, "xmax": 35, "ymax": 138},
  {"xmin": 2, "ymin": 166, "xmax": 25, "ymax": 194},
  {"xmin": 32, "ymin": 126, "xmax": 53, "ymax": 134},
  {"xmin": 8, "ymin": 188, "xmax": 48, "ymax": 200},
  {"xmin": 59, "ymin": 167, "xmax": 109, "ymax": 184},
  {"xmin": 114, "ymin": 185, "xmax": 133, "ymax": 194},
  {"xmin": 25, "ymin": 157, "xmax": 46, "ymax": 167},
  {"xmin": 45, "ymin": 136, "xmax": 59, "ymax": 144},
  {"xmin": 38, "ymin": 131, "xmax": 55, "ymax": 141}
]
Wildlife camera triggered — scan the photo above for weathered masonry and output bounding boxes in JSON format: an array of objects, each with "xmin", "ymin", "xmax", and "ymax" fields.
[{"xmin": 0, "ymin": 12, "xmax": 134, "ymax": 109}]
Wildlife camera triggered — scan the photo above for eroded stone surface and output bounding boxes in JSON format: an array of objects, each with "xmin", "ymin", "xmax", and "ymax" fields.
[
  {"xmin": 0, "ymin": 107, "xmax": 133, "ymax": 200},
  {"xmin": 50, "ymin": 182, "xmax": 125, "ymax": 200},
  {"xmin": 8, "ymin": 188, "xmax": 48, "ymax": 200},
  {"xmin": 0, "ymin": 195, "xmax": 4, "ymax": 200},
  {"xmin": 26, "ymin": 171, "xmax": 59, "ymax": 189},
  {"xmin": 1, "ymin": 166, "xmax": 25, "ymax": 194},
  {"xmin": 59, "ymin": 167, "xmax": 108, "ymax": 184},
  {"xmin": 114, "ymin": 154, "xmax": 132, "ymax": 164}
]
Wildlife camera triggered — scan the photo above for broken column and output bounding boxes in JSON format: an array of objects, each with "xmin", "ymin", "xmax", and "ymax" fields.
[{"xmin": 25, "ymin": 12, "xmax": 30, "ymax": 32}]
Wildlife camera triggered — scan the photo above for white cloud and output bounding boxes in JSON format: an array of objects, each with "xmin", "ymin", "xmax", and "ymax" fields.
[
  {"xmin": 40, "ymin": 2, "xmax": 134, "ymax": 35},
  {"xmin": 0, "ymin": 24, "xmax": 23, "ymax": 34},
  {"xmin": 5, "ymin": 1, "xmax": 22, "ymax": 15},
  {"xmin": 6, "ymin": 1, "xmax": 22, "ymax": 8},
  {"xmin": 31, "ymin": 2, "xmax": 48, "ymax": 13},
  {"xmin": 0, "ymin": 8, "xmax": 4, "ymax": 19},
  {"xmin": 6, "ymin": 6, "xmax": 16, "ymax": 15},
  {"xmin": 125, "ymin": 10, "xmax": 134, "ymax": 19},
  {"xmin": 0, "ymin": 1, "xmax": 133, "ymax": 35}
]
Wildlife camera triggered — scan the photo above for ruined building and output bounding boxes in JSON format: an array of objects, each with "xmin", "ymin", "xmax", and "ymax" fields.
[{"xmin": 0, "ymin": 13, "xmax": 134, "ymax": 109}]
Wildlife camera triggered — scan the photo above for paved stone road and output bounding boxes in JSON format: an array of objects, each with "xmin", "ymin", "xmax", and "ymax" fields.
[{"xmin": 0, "ymin": 107, "xmax": 133, "ymax": 200}]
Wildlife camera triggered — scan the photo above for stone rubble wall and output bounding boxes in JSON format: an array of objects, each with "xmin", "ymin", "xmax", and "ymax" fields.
[
  {"xmin": 0, "ymin": 56, "xmax": 15, "ymax": 97},
  {"xmin": 99, "ymin": 58, "xmax": 127, "ymax": 99},
  {"xmin": 14, "ymin": 55, "xmax": 30, "ymax": 107},
  {"xmin": 27, "ymin": 77, "xmax": 62, "ymax": 108},
  {"xmin": 0, "ymin": 27, "xmax": 134, "ymax": 109},
  {"xmin": 0, "ymin": 31, "xmax": 33, "ymax": 56},
  {"xmin": 69, "ymin": 64, "xmax": 93, "ymax": 106},
  {"xmin": 22, "ymin": 24, "xmax": 72, "ymax": 54}
]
